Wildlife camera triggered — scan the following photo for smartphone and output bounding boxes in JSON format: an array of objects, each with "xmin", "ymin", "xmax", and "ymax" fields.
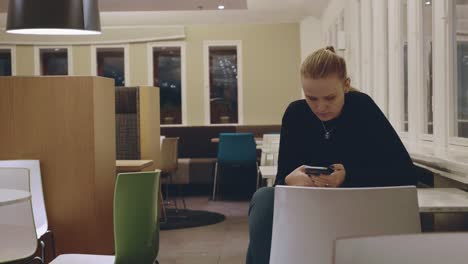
[{"xmin": 304, "ymin": 165, "xmax": 333, "ymax": 176}]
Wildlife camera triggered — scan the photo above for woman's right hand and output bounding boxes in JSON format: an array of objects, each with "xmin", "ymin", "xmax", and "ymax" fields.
[{"xmin": 285, "ymin": 165, "xmax": 315, "ymax": 186}]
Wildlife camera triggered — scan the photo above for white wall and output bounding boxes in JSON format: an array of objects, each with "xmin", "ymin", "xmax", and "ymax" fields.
[
  {"xmin": 319, "ymin": 0, "xmax": 468, "ymax": 178},
  {"xmin": 300, "ymin": 16, "xmax": 324, "ymax": 60}
]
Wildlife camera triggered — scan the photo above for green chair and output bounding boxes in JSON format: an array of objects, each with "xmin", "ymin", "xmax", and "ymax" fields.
[{"xmin": 50, "ymin": 171, "xmax": 161, "ymax": 264}]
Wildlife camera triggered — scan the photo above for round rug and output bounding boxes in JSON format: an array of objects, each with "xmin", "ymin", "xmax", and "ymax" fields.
[{"xmin": 160, "ymin": 209, "xmax": 226, "ymax": 230}]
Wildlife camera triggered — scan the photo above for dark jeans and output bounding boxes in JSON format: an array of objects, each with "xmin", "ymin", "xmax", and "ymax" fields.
[{"xmin": 246, "ymin": 187, "xmax": 275, "ymax": 264}]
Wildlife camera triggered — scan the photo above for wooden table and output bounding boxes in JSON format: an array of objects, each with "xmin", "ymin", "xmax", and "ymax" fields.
[{"xmin": 116, "ymin": 160, "xmax": 154, "ymax": 173}]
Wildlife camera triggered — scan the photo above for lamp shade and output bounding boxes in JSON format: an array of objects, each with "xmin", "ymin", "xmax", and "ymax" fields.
[{"xmin": 6, "ymin": 0, "xmax": 101, "ymax": 35}]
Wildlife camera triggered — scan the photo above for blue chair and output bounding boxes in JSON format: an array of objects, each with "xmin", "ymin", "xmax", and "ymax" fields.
[{"xmin": 212, "ymin": 133, "xmax": 259, "ymax": 200}]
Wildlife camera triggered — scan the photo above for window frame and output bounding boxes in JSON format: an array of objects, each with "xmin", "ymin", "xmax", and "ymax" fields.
[
  {"xmin": 448, "ymin": 0, "xmax": 468, "ymax": 146},
  {"xmin": 0, "ymin": 46, "xmax": 16, "ymax": 76},
  {"xmin": 34, "ymin": 46, "xmax": 72, "ymax": 76},
  {"xmin": 203, "ymin": 40, "xmax": 243, "ymax": 126},
  {"xmin": 91, "ymin": 44, "xmax": 130, "ymax": 86},
  {"xmin": 147, "ymin": 41, "xmax": 187, "ymax": 126}
]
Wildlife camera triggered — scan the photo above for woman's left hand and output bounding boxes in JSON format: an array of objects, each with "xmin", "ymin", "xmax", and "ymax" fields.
[{"xmin": 311, "ymin": 164, "xmax": 346, "ymax": 188}]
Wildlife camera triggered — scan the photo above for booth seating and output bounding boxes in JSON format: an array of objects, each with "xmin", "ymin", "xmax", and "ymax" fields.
[{"xmin": 160, "ymin": 125, "xmax": 280, "ymax": 187}]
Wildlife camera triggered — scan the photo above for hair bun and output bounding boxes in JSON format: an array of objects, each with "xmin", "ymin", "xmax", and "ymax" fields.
[{"xmin": 325, "ymin": 46, "xmax": 336, "ymax": 53}]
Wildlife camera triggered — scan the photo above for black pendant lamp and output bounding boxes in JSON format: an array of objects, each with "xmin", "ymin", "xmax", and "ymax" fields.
[{"xmin": 6, "ymin": 0, "xmax": 101, "ymax": 35}]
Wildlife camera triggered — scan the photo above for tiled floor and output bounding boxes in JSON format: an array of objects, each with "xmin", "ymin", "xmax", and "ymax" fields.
[{"xmin": 158, "ymin": 196, "xmax": 250, "ymax": 264}]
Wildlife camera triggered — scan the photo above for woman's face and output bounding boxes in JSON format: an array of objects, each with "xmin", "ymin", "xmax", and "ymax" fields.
[{"xmin": 302, "ymin": 75, "xmax": 349, "ymax": 121}]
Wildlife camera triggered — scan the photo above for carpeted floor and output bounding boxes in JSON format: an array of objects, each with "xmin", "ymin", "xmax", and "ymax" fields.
[{"xmin": 160, "ymin": 208, "xmax": 226, "ymax": 230}]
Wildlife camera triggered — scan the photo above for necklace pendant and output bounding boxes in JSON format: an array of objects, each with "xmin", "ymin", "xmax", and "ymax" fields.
[{"xmin": 325, "ymin": 132, "xmax": 330, "ymax": 140}]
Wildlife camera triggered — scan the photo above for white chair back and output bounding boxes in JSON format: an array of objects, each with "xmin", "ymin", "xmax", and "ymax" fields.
[
  {"xmin": 334, "ymin": 233, "xmax": 468, "ymax": 264},
  {"xmin": 0, "ymin": 168, "xmax": 30, "ymax": 191},
  {"xmin": 261, "ymin": 134, "xmax": 280, "ymax": 166},
  {"xmin": 0, "ymin": 167, "xmax": 37, "ymax": 262},
  {"xmin": 270, "ymin": 186, "xmax": 421, "ymax": 264},
  {"xmin": 0, "ymin": 160, "xmax": 48, "ymax": 238}
]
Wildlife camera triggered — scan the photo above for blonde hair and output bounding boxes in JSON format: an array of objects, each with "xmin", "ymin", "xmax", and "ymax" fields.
[{"xmin": 301, "ymin": 46, "xmax": 358, "ymax": 92}]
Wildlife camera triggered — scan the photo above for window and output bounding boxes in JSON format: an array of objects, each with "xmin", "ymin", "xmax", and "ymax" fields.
[
  {"xmin": 205, "ymin": 43, "xmax": 241, "ymax": 124},
  {"xmin": 39, "ymin": 48, "xmax": 69, "ymax": 76},
  {"xmin": 454, "ymin": 0, "xmax": 468, "ymax": 138},
  {"xmin": 152, "ymin": 46, "xmax": 183, "ymax": 125},
  {"xmin": 96, "ymin": 47, "xmax": 125, "ymax": 86},
  {"xmin": 422, "ymin": 0, "xmax": 433, "ymax": 134},
  {"xmin": 402, "ymin": 0, "xmax": 409, "ymax": 132},
  {"xmin": 0, "ymin": 49, "xmax": 12, "ymax": 76}
]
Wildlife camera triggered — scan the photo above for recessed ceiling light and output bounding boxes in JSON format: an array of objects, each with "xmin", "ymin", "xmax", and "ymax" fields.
[
  {"xmin": 425, "ymin": 1, "xmax": 431, "ymax": 5},
  {"xmin": 218, "ymin": 5, "xmax": 225, "ymax": 10}
]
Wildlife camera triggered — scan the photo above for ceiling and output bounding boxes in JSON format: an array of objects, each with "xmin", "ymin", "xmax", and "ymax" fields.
[{"xmin": 0, "ymin": 0, "xmax": 329, "ymax": 18}]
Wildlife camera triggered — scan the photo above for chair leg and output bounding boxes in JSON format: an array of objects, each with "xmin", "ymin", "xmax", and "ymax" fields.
[
  {"xmin": 40, "ymin": 240, "xmax": 45, "ymax": 262},
  {"xmin": 178, "ymin": 184, "xmax": 186, "ymax": 210},
  {"xmin": 170, "ymin": 172, "xmax": 179, "ymax": 212},
  {"xmin": 46, "ymin": 230, "xmax": 56, "ymax": 259},
  {"xmin": 25, "ymin": 256, "xmax": 44, "ymax": 264},
  {"xmin": 256, "ymin": 162, "xmax": 260, "ymax": 190},
  {"xmin": 160, "ymin": 190, "xmax": 167, "ymax": 223},
  {"xmin": 212, "ymin": 162, "xmax": 219, "ymax": 201}
]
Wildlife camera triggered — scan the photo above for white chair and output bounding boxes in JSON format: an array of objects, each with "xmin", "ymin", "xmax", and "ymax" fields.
[
  {"xmin": 269, "ymin": 186, "xmax": 421, "ymax": 264},
  {"xmin": 261, "ymin": 134, "xmax": 280, "ymax": 166},
  {"xmin": 0, "ymin": 167, "xmax": 42, "ymax": 263},
  {"xmin": 0, "ymin": 160, "xmax": 54, "ymax": 261},
  {"xmin": 334, "ymin": 232, "xmax": 468, "ymax": 264}
]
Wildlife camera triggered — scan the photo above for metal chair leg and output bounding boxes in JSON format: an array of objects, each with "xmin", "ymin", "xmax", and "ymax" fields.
[
  {"xmin": 40, "ymin": 240, "xmax": 45, "ymax": 262},
  {"xmin": 160, "ymin": 190, "xmax": 167, "ymax": 224},
  {"xmin": 256, "ymin": 162, "xmax": 260, "ymax": 189},
  {"xmin": 25, "ymin": 256, "xmax": 44, "ymax": 264},
  {"xmin": 46, "ymin": 230, "xmax": 56, "ymax": 259},
  {"xmin": 212, "ymin": 162, "xmax": 218, "ymax": 201},
  {"xmin": 178, "ymin": 184, "xmax": 186, "ymax": 210},
  {"xmin": 170, "ymin": 172, "xmax": 179, "ymax": 212}
]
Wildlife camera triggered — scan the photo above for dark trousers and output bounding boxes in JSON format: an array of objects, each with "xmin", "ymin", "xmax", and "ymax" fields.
[{"xmin": 246, "ymin": 187, "xmax": 275, "ymax": 264}]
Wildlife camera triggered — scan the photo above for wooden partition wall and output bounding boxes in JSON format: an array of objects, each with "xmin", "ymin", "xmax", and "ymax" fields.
[
  {"xmin": 115, "ymin": 86, "xmax": 161, "ymax": 170},
  {"xmin": 0, "ymin": 76, "xmax": 116, "ymax": 255}
]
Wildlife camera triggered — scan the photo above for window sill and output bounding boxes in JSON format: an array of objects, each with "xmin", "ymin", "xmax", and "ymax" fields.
[{"xmin": 407, "ymin": 145, "xmax": 468, "ymax": 184}]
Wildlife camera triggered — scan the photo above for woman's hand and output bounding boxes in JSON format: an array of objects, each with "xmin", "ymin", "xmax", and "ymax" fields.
[
  {"xmin": 312, "ymin": 164, "xmax": 346, "ymax": 188},
  {"xmin": 285, "ymin": 165, "xmax": 315, "ymax": 186}
]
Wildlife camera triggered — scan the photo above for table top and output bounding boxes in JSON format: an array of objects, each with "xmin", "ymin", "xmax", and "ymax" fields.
[
  {"xmin": 417, "ymin": 188, "xmax": 468, "ymax": 213},
  {"xmin": 258, "ymin": 166, "xmax": 468, "ymax": 213},
  {"xmin": 0, "ymin": 189, "xmax": 31, "ymax": 207},
  {"xmin": 116, "ymin": 160, "xmax": 154, "ymax": 172}
]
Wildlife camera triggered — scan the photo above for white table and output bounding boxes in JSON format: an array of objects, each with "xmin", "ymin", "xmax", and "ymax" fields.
[
  {"xmin": 257, "ymin": 166, "xmax": 468, "ymax": 213},
  {"xmin": 417, "ymin": 188, "xmax": 468, "ymax": 213},
  {"xmin": 0, "ymin": 189, "xmax": 31, "ymax": 207}
]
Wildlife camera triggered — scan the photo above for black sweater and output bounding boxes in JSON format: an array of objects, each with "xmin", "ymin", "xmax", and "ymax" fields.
[{"xmin": 274, "ymin": 91, "xmax": 417, "ymax": 187}]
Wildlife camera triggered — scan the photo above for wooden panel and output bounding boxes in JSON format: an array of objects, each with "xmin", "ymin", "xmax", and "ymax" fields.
[
  {"xmin": 0, "ymin": 76, "xmax": 115, "ymax": 255},
  {"xmin": 138, "ymin": 86, "xmax": 161, "ymax": 170}
]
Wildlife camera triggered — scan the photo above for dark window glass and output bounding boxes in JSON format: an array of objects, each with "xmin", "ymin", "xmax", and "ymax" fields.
[
  {"xmin": 97, "ymin": 48, "xmax": 125, "ymax": 86},
  {"xmin": 0, "ymin": 50, "xmax": 12, "ymax": 76},
  {"xmin": 209, "ymin": 46, "xmax": 238, "ymax": 124},
  {"xmin": 40, "ymin": 49, "xmax": 68, "ymax": 75},
  {"xmin": 153, "ymin": 47, "xmax": 182, "ymax": 125},
  {"xmin": 457, "ymin": 42, "xmax": 468, "ymax": 138}
]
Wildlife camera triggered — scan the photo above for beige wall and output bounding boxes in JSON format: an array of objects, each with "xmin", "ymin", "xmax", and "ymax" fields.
[
  {"xmin": 2, "ymin": 23, "xmax": 303, "ymax": 125},
  {"xmin": 15, "ymin": 46, "xmax": 35, "ymax": 76},
  {"xmin": 73, "ymin": 46, "xmax": 92, "ymax": 76},
  {"xmin": 184, "ymin": 24, "xmax": 302, "ymax": 125}
]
